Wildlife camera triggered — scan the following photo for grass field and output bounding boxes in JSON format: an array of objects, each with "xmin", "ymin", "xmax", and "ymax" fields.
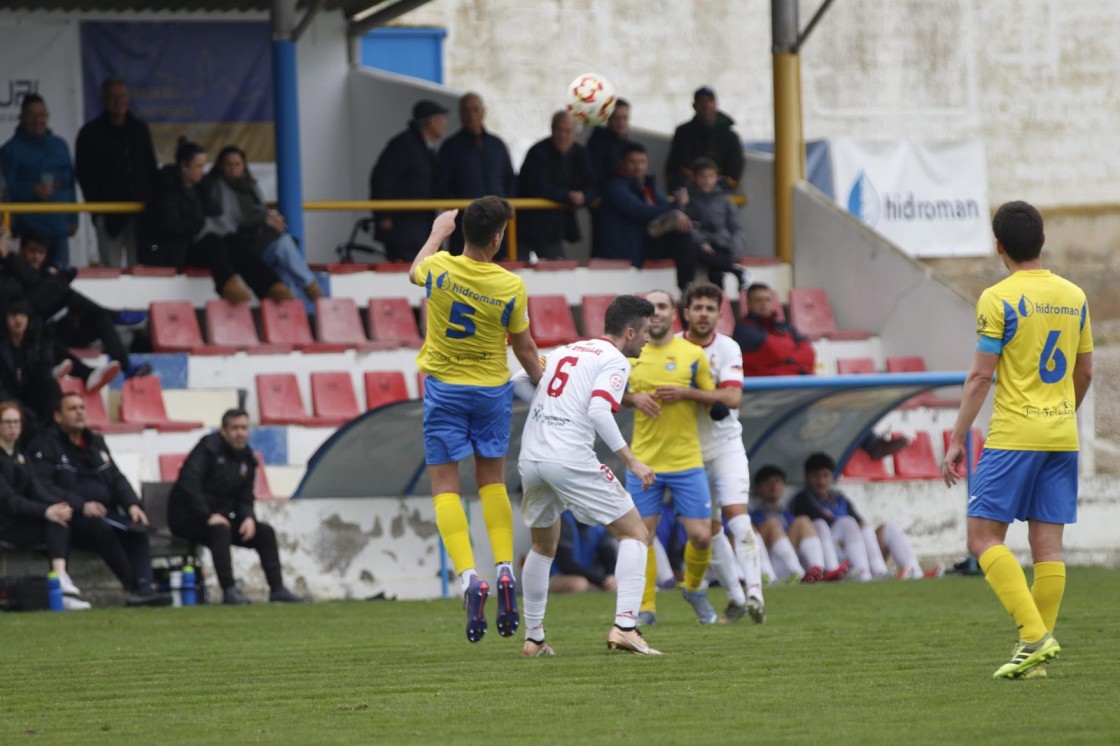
[{"xmin": 4, "ymin": 567, "xmax": 1119, "ymax": 744}]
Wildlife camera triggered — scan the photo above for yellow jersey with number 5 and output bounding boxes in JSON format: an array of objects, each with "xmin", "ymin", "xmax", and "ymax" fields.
[
  {"xmin": 975, "ymin": 269, "xmax": 1092, "ymax": 451},
  {"xmin": 412, "ymin": 252, "xmax": 529, "ymax": 387}
]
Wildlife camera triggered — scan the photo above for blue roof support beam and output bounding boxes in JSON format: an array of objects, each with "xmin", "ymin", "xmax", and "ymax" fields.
[{"xmin": 272, "ymin": 0, "xmax": 305, "ymax": 246}]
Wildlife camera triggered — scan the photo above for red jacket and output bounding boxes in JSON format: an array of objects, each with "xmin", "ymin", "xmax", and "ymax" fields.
[{"xmin": 733, "ymin": 312, "xmax": 816, "ymax": 376}]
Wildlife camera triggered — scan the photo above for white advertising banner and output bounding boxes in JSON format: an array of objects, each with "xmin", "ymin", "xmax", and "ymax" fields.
[{"xmin": 831, "ymin": 138, "xmax": 992, "ymax": 258}]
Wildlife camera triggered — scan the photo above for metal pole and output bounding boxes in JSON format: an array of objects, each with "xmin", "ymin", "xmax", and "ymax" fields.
[
  {"xmin": 272, "ymin": 0, "xmax": 306, "ymax": 246},
  {"xmin": 772, "ymin": 0, "xmax": 804, "ymax": 267}
]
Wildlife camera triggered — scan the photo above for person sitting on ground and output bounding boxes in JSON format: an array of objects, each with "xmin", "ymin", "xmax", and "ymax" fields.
[
  {"xmin": 683, "ymin": 157, "xmax": 751, "ymax": 290},
  {"xmin": 790, "ymin": 452, "xmax": 940, "ymax": 582},
  {"xmin": 665, "ymin": 86, "xmax": 744, "ymax": 192},
  {"xmin": 0, "ymin": 227, "xmax": 149, "ymax": 386},
  {"xmin": 549, "ymin": 511, "xmax": 620, "ymax": 594},
  {"xmin": 0, "ymin": 298, "xmax": 63, "ymax": 430},
  {"xmin": 0, "ymin": 399, "xmax": 90, "ymax": 609},
  {"xmin": 28, "ymin": 392, "xmax": 172, "ymax": 606},
  {"xmin": 200, "ymin": 145, "xmax": 322, "ymax": 300},
  {"xmin": 168, "ymin": 408, "xmax": 304, "ymax": 604}
]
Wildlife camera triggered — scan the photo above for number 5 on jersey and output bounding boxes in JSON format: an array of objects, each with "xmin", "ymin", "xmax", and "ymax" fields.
[{"xmin": 446, "ymin": 301, "xmax": 476, "ymax": 339}]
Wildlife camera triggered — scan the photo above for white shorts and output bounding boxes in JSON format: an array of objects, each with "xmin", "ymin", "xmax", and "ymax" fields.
[
  {"xmin": 704, "ymin": 446, "xmax": 751, "ymax": 510},
  {"xmin": 519, "ymin": 459, "xmax": 635, "ymax": 529}
]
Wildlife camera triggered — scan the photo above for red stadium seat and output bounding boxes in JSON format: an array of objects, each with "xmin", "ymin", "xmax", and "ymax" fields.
[
  {"xmin": 310, "ymin": 372, "xmax": 360, "ymax": 422},
  {"xmin": 579, "ymin": 294, "xmax": 614, "ymax": 339},
  {"xmin": 531, "ymin": 260, "xmax": 580, "ymax": 271},
  {"xmin": 367, "ymin": 297, "xmax": 423, "ymax": 348},
  {"xmin": 788, "ymin": 288, "xmax": 871, "ymax": 341},
  {"xmin": 159, "ymin": 453, "xmax": 189, "ymax": 482},
  {"xmin": 886, "ymin": 356, "xmax": 961, "ymax": 408},
  {"xmin": 256, "ymin": 373, "xmax": 345, "ymax": 427},
  {"xmin": 314, "ymin": 298, "xmax": 394, "ymax": 352},
  {"xmin": 892, "ymin": 431, "xmax": 942, "ymax": 479},
  {"xmin": 150, "ymin": 302, "xmax": 235, "ymax": 355},
  {"xmin": 260, "ymin": 299, "xmax": 348, "ymax": 353},
  {"xmin": 528, "ymin": 295, "xmax": 580, "ymax": 347},
  {"xmin": 841, "ymin": 447, "xmax": 890, "ymax": 480},
  {"xmin": 943, "ymin": 428, "xmax": 985, "ymax": 472},
  {"xmin": 205, "ymin": 300, "xmax": 292, "ymax": 354},
  {"xmin": 254, "ymin": 451, "xmax": 278, "ymax": 500},
  {"xmin": 119, "ymin": 376, "xmax": 204, "ymax": 432},
  {"xmin": 59, "ymin": 376, "xmax": 144, "ymax": 434},
  {"xmin": 836, "ymin": 357, "xmax": 877, "ymax": 375},
  {"xmin": 363, "ymin": 371, "xmax": 410, "ymax": 410}
]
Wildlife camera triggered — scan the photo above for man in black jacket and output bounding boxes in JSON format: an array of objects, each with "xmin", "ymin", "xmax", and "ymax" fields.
[
  {"xmin": 28, "ymin": 391, "xmax": 170, "ymax": 605},
  {"xmin": 168, "ymin": 408, "xmax": 303, "ymax": 605},
  {"xmin": 665, "ymin": 86, "xmax": 744, "ymax": 191},
  {"xmin": 75, "ymin": 77, "xmax": 158, "ymax": 268}
]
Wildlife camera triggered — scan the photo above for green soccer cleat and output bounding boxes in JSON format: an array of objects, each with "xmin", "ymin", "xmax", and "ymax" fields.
[{"xmin": 993, "ymin": 633, "xmax": 1060, "ymax": 679}]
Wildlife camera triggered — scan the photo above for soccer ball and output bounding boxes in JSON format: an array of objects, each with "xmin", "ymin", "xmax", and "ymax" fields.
[{"xmin": 566, "ymin": 73, "xmax": 617, "ymax": 126}]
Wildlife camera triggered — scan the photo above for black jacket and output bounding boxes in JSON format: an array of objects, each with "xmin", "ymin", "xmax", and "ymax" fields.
[
  {"xmin": 168, "ymin": 432, "xmax": 256, "ymax": 528},
  {"xmin": 0, "ymin": 319, "xmax": 62, "ymax": 424},
  {"xmin": 368, "ymin": 123, "xmax": 438, "ymax": 256},
  {"xmin": 665, "ymin": 111, "xmax": 744, "ymax": 190},
  {"xmin": 27, "ymin": 423, "xmax": 140, "ymax": 512},
  {"xmin": 585, "ymin": 127, "xmax": 628, "ymax": 187},
  {"xmin": 516, "ymin": 138, "xmax": 595, "ymax": 247},
  {"xmin": 75, "ymin": 111, "xmax": 158, "ymax": 236},
  {"xmin": 136, "ymin": 165, "xmax": 206, "ymax": 269},
  {"xmin": 437, "ymin": 127, "xmax": 516, "ymax": 199},
  {"xmin": 1, "ymin": 251, "xmax": 71, "ymax": 317},
  {"xmin": 0, "ymin": 447, "xmax": 58, "ymax": 533}
]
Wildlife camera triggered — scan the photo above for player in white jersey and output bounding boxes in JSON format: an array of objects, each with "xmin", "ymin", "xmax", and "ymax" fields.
[
  {"xmin": 678, "ymin": 283, "xmax": 765, "ymax": 623},
  {"xmin": 513, "ymin": 295, "xmax": 661, "ymax": 656}
]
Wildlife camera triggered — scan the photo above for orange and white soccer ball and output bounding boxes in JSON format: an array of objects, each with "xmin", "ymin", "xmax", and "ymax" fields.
[{"xmin": 566, "ymin": 73, "xmax": 617, "ymax": 126}]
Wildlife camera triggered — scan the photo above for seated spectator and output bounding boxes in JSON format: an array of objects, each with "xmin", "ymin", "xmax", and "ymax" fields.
[
  {"xmin": 749, "ymin": 464, "xmax": 846, "ymax": 583},
  {"xmin": 75, "ymin": 77, "xmax": 158, "ymax": 268},
  {"xmin": 586, "ymin": 98, "xmax": 632, "ymax": 187},
  {"xmin": 201, "ymin": 145, "xmax": 321, "ymax": 300},
  {"xmin": 517, "ymin": 111, "xmax": 595, "ymax": 261},
  {"xmin": 437, "ymin": 93, "xmax": 516, "ymax": 256},
  {"xmin": 597, "ymin": 141, "xmax": 696, "ymax": 291},
  {"xmin": 734, "ymin": 282, "xmax": 816, "ymax": 376},
  {"xmin": 665, "ymin": 86, "xmax": 744, "ymax": 192},
  {"xmin": 550, "ymin": 511, "xmax": 619, "ymax": 594},
  {"xmin": 1, "ymin": 227, "xmax": 149, "ymax": 385},
  {"xmin": 790, "ymin": 453, "xmax": 939, "ymax": 581},
  {"xmin": 0, "ymin": 298, "xmax": 62, "ymax": 429},
  {"xmin": 0, "ymin": 94, "xmax": 78, "ymax": 268},
  {"xmin": 168, "ymin": 409, "xmax": 303, "ymax": 604},
  {"xmin": 0, "ymin": 399, "xmax": 90, "ymax": 609},
  {"xmin": 29, "ymin": 392, "xmax": 172, "ymax": 606},
  {"xmin": 684, "ymin": 157, "xmax": 750, "ymax": 289},
  {"xmin": 369, "ymin": 100, "xmax": 448, "ymax": 262}
]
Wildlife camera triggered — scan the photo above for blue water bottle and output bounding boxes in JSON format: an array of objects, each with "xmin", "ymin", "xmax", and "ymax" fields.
[
  {"xmin": 181, "ymin": 565, "xmax": 197, "ymax": 607},
  {"xmin": 47, "ymin": 571, "xmax": 64, "ymax": 612}
]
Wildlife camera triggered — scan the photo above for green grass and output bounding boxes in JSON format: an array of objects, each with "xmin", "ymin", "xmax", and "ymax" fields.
[{"xmin": 4, "ymin": 568, "xmax": 1120, "ymax": 744}]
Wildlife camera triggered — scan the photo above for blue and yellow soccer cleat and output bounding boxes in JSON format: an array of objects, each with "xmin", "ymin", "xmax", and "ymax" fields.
[
  {"xmin": 993, "ymin": 633, "xmax": 1060, "ymax": 679},
  {"xmin": 495, "ymin": 568, "xmax": 519, "ymax": 637},
  {"xmin": 681, "ymin": 588, "xmax": 720, "ymax": 625},
  {"xmin": 464, "ymin": 577, "xmax": 489, "ymax": 643}
]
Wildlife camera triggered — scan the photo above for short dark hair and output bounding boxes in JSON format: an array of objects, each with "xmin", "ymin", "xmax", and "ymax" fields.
[
  {"xmin": 682, "ymin": 282, "xmax": 723, "ymax": 309},
  {"xmin": 746, "ymin": 282, "xmax": 772, "ymax": 299},
  {"xmin": 19, "ymin": 93, "xmax": 45, "ymax": 115},
  {"xmin": 57, "ymin": 391, "xmax": 83, "ymax": 411},
  {"xmin": 620, "ymin": 141, "xmax": 647, "ymax": 158},
  {"xmin": 691, "ymin": 156, "xmax": 719, "ymax": 175},
  {"xmin": 5, "ymin": 297, "xmax": 32, "ymax": 317},
  {"xmin": 804, "ymin": 452, "xmax": 836, "ymax": 475},
  {"xmin": 19, "ymin": 227, "xmax": 50, "ymax": 250},
  {"xmin": 754, "ymin": 464, "xmax": 786, "ymax": 484},
  {"xmin": 550, "ymin": 110, "xmax": 572, "ymax": 130},
  {"xmin": 603, "ymin": 295, "xmax": 654, "ymax": 336},
  {"xmin": 221, "ymin": 408, "xmax": 250, "ymax": 428},
  {"xmin": 101, "ymin": 76, "xmax": 127, "ymax": 95},
  {"xmin": 175, "ymin": 135, "xmax": 205, "ymax": 168},
  {"xmin": 992, "ymin": 201, "xmax": 1044, "ymax": 262},
  {"xmin": 613, "ymin": 97, "xmax": 630, "ymax": 110},
  {"xmin": 463, "ymin": 196, "xmax": 512, "ymax": 248}
]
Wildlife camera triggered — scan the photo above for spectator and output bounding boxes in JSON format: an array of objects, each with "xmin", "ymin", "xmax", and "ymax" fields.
[
  {"xmin": 597, "ymin": 141, "xmax": 696, "ymax": 291},
  {"xmin": 734, "ymin": 282, "xmax": 816, "ymax": 376},
  {"xmin": 0, "ymin": 94, "xmax": 78, "ymax": 268},
  {"xmin": 75, "ymin": 77, "xmax": 158, "ymax": 268},
  {"xmin": 549, "ymin": 511, "xmax": 620, "ymax": 594},
  {"xmin": 200, "ymin": 145, "xmax": 321, "ymax": 300},
  {"xmin": 28, "ymin": 392, "xmax": 172, "ymax": 606},
  {"xmin": 586, "ymin": 97, "xmax": 631, "ymax": 187},
  {"xmin": 0, "ymin": 227, "xmax": 149, "ymax": 385},
  {"xmin": 749, "ymin": 464, "xmax": 846, "ymax": 583},
  {"xmin": 369, "ymin": 99, "xmax": 448, "ymax": 262},
  {"xmin": 516, "ymin": 111, "xmax": 595, "ymax": 261},
  {"xmin": 0, "ymin": 399, "xmax": 90, "ymax": 609},
  {"xmin": 0, "ymin": 298, "xmax": 62, "ymax": 429},
  {"xmin": 684, "ymin": 157, "xmax": 750, "ymax": 289},
  {"xmin": 665, "ymin": 86, "xmax": 745, "ymax": 191},
  {"xmin": 168, "ymin": 408, "xmax": 304, "ymax": 605},
  {"xmin": 437, "ymin": 93, "xmax": 517, "ymax": 255}
]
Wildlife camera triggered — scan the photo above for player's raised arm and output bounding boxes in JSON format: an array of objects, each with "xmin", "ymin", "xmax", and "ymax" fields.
[{"xmin": 408, "ymin": 209, "xmax": 458, "ymax": 284}]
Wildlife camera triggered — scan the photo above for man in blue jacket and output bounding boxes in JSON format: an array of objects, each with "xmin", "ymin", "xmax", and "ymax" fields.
[{"xmin": 0, "ymin": 94, "xmax": 78, "ymax": 268}]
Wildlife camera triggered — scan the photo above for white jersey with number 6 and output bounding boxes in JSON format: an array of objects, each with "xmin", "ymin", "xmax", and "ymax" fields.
[{"xmin": 520, "ymin": 338, "xmax": 631, "ymax": 464}]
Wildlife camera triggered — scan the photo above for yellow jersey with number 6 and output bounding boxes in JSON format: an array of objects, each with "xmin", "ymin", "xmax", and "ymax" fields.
[
  {"xmin": 975, "ymin": 269, "xmax": 1092, "ymax": 451},
  {"xmin": 412, "ymin": 252, "xmax": 529, "ymax": 387}
]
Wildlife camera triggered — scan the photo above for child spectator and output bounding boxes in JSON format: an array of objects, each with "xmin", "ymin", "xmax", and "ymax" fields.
[{"xmin": 684, "ymin": 156, "xmax": 750, "ymax": 290}]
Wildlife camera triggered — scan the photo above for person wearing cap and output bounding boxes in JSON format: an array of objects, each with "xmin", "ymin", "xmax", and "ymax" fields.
[
  {"xmin": 665, "ymin": 86, "xmax": 744, "ymax": 191},
  {"xmin": 369, "ymin": 99, "xmax": 449, "ymax": 262}
]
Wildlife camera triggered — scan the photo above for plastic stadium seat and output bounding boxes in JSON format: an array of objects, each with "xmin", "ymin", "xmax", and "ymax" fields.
[
  {"xmin": 254, "ymin": 451, "xmax": 277, "ymax": 500},
  {"xmin": 205, "ymin": 300, "xmax": 292, "ymax": 354},
  {"xmin": 119, "ymin": 376, "xmax": 204, "ymax": 432},
  {"xmin": 886, "ymin": 356, "xmax": 961, "ymax": 408},
  {"xmin": 528, "ymin": 295, "xmax": 580, "ymax": 347},
  {"xmin": 367, "ymin": 297, "xmax": 423, "ymax": 348},
  {"xmin": 363, "ymin": 371, "xmax": 410, "ymax": 410},
  {"xmin": 256, "ymin": 373, "xmax": 344, "ymax": 427},
  {"xmin": 836, "ymin": 357, "xmax": 877, "ymax": 375},
  {"xmin": 260, "ymin": 299, "xmax": 348, "ymax": 353},
  {"xmin": 788, "ymin": 288, "xmax": 871, "ymax": 341},
  {"xmin": 314, "ymin": 298, "xmax": 395, "ymax": 352},
  {"xmin": 310, "ymin": 371, "xmax": 360, "ymax": 422},
  {"xmin": 159, "ymin": 453, "xmax": 189, "ymax": 482},
  {"xmin": 892, "ymin": 431, "xmax": 942, "ymax": 479},
  {"xmin": 841, "ymin": 447, "xmax": 890, "ymax": 480},
  {"xmin": 943, "ymin": 428, "xmax": 985, "ymax": 472},
  {"xmin": 59, "ymin": 376, "xmax": 144, "ymax": 434},
  {"xmin": 579, "ymin": 294, "xmax": 613, "ymax": 339},
  {"xmin": 150, "ymin": 302, "xmax": 235, "ymax": 355}
]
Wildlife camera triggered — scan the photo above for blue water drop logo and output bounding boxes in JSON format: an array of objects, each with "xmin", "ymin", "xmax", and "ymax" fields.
[{"xmin": 846, "ymin": 170, "xmax": 881, "ymax": 227}]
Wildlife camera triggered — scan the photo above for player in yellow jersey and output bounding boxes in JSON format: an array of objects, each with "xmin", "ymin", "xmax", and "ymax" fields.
[
  {"xmin": 943, "ymin": 201, "xmax": 1093, "ymax": 679},
  {"xmin": 624, "ymin": 289, "xmax": 724, "ymax": 625},
  {"xmin": 409, "ymin": 197, "xmax": 544, "ymax": 644}
]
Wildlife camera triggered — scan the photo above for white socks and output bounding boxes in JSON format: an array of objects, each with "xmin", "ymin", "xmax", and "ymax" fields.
[
  {"xmin": 832, "ymin": 516, "xmax": 872, "ymax": 581},
  {"xmin": 727, "ymin": 514, "xmax": 763, "ymax": 601},
  {"xmin": 458, "ymin": 568, "xmax": 478, "ymax": 594},
  {"xmin": 861, "ymin": 526, "xmax": 890, "ymax": 578},
  {"xmin": 798, "ymin": 535, "xmax": 825, "ymax": 572},
  {"xmin": 709, "ymin": 531, "xmax": 747, "ymax": 606},
  {"xmin": 880, "ymin": 522, "xmax": 921, "ymax": 578},
  {"xmin": 813, "ymin": 519, "xmax": 841, "ymax": 572},
  {"xmin": 521, "ymin": 551, "xmax": 552, "ymax": 642},
  {"xmin": 652, "ymin": 537, "xmax": 675, "ymax": 588},
  {"xmin": 758, "ymin": 537, "xmax": 776, "ymax": 585},
  {"xmin": 771, "ymin": 536, "xmax": 805, "ymax": 579},
  {"xmin": 614, "ymin": 539, "xmax": 647, "ymax": 628}
]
